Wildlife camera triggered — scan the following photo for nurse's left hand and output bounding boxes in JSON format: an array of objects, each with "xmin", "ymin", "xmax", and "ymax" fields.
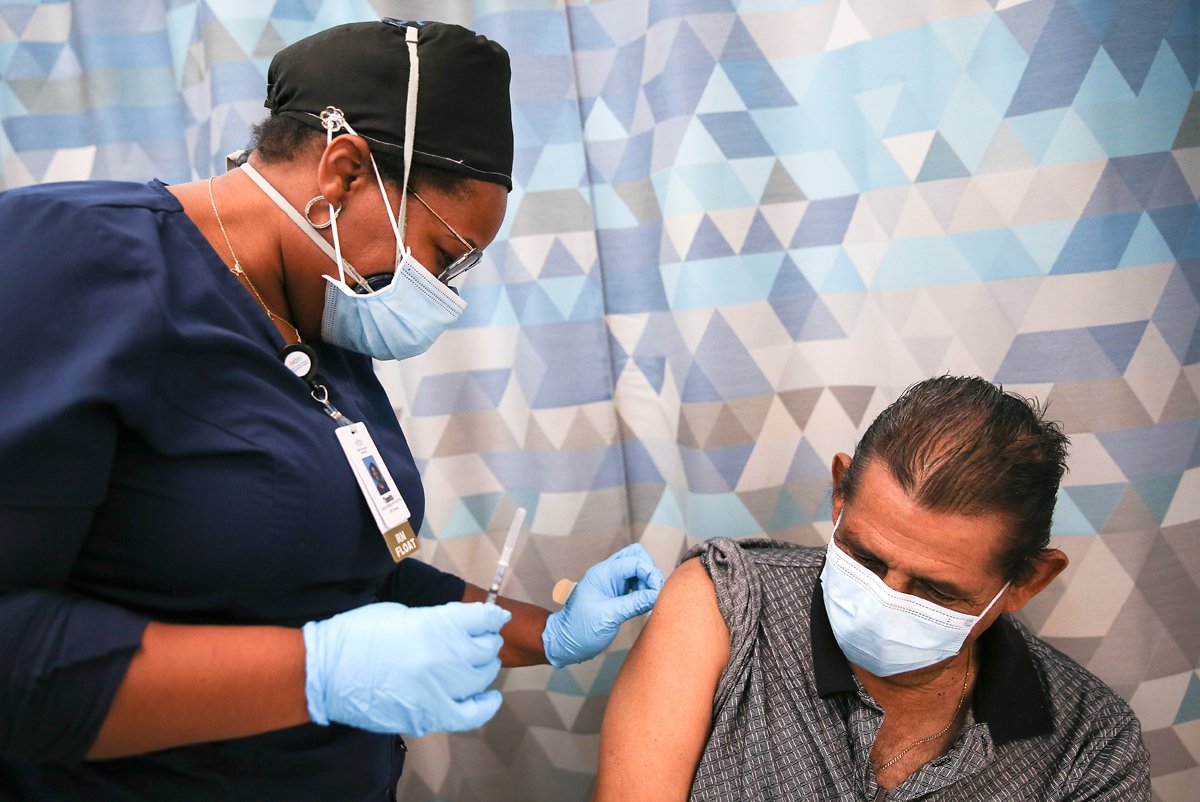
[{"xmin": 541, "ymin": 543, "xmax": 664, "ymax": 668}]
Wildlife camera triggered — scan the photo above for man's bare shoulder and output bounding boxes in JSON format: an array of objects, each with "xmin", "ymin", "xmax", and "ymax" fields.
[{"xmin": 639, "ymin": 557, "xmax": 728, "ymax": 663}]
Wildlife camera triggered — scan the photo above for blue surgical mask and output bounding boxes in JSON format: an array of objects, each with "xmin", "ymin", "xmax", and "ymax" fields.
[
  {"xmin": 820, "ymin": 516, "xmax": 1009, "ymax": 677},
  {"xmin": 239, "ymin": 160, "xmax": 467, "ymax": 361},
  {"xmin": 320, "ymin": 250, "xmax": 464, "ymax": 360}
]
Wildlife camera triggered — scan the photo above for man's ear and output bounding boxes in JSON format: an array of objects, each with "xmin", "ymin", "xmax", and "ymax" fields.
[
  {"xmin": 1003, "ymin": 548, "xmax": 1068, "ymax": 613},
  {"xmin": 830, "ymin": 452, "xmax": 852, "ymax": 523},
  {"xmin": 316, "ymin": 135, "xmax": 372, "ymax": 203}
]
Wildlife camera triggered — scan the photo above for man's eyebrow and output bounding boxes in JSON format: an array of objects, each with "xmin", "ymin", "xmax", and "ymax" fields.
[
  {"xmin": 836, "ymin": 523, "xmax": 973, "ymax": 600},
  {"xmin": 834, "ymin": 525, "xmax": 871, "ymax": 556}
]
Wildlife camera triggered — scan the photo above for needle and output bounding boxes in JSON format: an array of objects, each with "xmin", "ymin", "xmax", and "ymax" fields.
[{"xmin": 486, "ymin": 507, "xmax": 526, "ymax": 605}]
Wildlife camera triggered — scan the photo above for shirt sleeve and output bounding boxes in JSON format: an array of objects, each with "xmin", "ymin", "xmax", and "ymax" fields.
[
  {"xmin": 377, "ymin": 559, "xmax": 466, "ymax": 607},
  {"xmin": 685, "ymin": 537, "xmax": 765, "ymax": 716},
  {"xmin": 0, "ymin": 187, "xmax": 164, "ymax": 764},
  {"xmin": 0, "ymin": 512, "xmax": 148, "ymax": 764},
  {"xmin": 1067, "ymin": 712, "xmax": 1151, "ymax": 802}
]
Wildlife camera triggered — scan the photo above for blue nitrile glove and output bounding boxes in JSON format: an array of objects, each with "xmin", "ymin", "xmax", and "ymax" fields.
[
  {"xmin": 541, "ymin": 543, "xmax": 665, "ymax": 668},
  {"xmin": 302, "ymin": 601, "xmax": 510, "ymax": 736}
]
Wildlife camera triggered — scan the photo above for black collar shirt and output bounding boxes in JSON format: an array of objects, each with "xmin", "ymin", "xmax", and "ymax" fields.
[{"xmin": 685, "ymin": 538, "xmax": 1151, "ymax": 802}]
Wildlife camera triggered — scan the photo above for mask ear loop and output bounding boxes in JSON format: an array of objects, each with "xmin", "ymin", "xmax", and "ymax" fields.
[
  {"xmin": 315, "ymin": 25, "xmax": 419, "ymax": 294},
  {"xmin": 319, "ymin": 107, "xmax": 349, "ymax": 289},
  {"xmin": 318, "ymin": 107, "xmax": 397, "ymax": 296},
  {"xmin": 978, "ymin": 579, "xmax": 1011, "ymax": 618}
]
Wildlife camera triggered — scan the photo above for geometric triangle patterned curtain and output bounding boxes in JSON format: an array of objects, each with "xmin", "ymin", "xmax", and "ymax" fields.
[{"xmin": 1, "ymin": 2, "xmax": 1196, "ymax": 800}]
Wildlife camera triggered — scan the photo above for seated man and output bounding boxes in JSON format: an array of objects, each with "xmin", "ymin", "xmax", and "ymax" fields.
[{"xmin": 595, "ymin": 376, "xmax": 1149, "ymax": 801}]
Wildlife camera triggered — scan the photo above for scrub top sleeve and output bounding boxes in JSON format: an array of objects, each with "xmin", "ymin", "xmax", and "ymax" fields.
[
  {"xmin": 0, "ymin": 507, "xmax": 149, "ymax": 765},
  {"xmin": 378, "ymin": 559, "xmax": 467, "ymax": 607},
  {"xmin": 0, "ymin": 190, "xmax": 164, "ymax": 763}
]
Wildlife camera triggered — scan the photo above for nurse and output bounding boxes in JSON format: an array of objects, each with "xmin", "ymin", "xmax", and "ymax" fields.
[{"xmin": 0, "ymin": 19, "xmax": 662, "ymax": 801}]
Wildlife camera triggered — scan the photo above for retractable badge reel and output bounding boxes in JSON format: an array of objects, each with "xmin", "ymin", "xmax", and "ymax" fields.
[{"xmin": 279, "ymin": 340, "xmax": 420, "ymax": 563}]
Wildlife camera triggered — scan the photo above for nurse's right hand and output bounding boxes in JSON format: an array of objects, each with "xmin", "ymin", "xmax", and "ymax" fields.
[{"xmin": 301, "ymin": 601, "xmax": 510, "ymax": 736}]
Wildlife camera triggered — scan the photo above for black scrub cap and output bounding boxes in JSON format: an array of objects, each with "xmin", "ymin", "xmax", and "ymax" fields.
[{"xmin": 264, "ymin": 18, "xmax": 514, "ymax": 190}]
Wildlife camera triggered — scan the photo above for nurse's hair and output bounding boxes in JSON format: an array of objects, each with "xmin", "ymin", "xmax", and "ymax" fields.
[
  {"xmin": 247, "ymin": 113, "xmax": 470, "ymax": 198},
  {"xmin": 837, "ymin": 375, "xmax": 1070, "ymax": 583}
]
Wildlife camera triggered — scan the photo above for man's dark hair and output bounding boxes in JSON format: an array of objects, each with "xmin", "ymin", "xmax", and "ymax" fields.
[
  {"xmin": 837, "ymin": 375, "xmax": 1070, "ymax": 583},
  {"xmin": 247, "ymin": 113, "xmax": 470, "ymax": 197}
]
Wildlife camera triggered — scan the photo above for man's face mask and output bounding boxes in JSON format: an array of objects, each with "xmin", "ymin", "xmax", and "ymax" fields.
[{"xmin": 820, "ymin": 514, "xmax": 1010, "ymax": 677}]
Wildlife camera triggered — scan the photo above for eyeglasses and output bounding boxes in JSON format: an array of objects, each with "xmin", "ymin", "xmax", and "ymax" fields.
[{"xmin": 410, "ymin": 191, "xmax": 484, "ymax": 284}]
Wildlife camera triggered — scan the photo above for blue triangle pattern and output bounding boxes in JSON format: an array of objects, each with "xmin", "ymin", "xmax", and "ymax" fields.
[
  {"xmin": 648, "ymin": 0, "xmax": 733, "ymax": 25},
  {"xmin": 1101, "ymin": 1, "xmax": 1176, "ymax": 94},
  {"xmin": 997, "ymin": 329, "xmax": 1117, "ymax": 383},
  {"xmin": 508, "ymin": 282, "xmax": 567, "ymax": 325},
  {"xmin": 0, "ymin": 5, "xmax": 35, "ymax": 34},
  {"xmin": 643, "ymin": 22, "xmax": 715, "ymax": 122},
  {"xmin": 541, "ymin": 238, "xmax": 586, "ymax": 277},
  {"xmin": 601, "ymin": 42, "xmax": 646, "ymax": 130},
  {"xmin": 699, "ymin": 111, "xmax": 775, "ymax": 158},
  {"xmin": 1174, "ymin": 672, "xmax": 1200, "ymax": 725},
  {"xmin": 792, "ymin": 195, "xmax": 858, "ymax": 248},
  {"xmin": 1064, "ymin": 483, "xmax": 1127, "ymax": 532},
  {"xmin": 1151, "ymin": 264, "xmax": 1200, "ymax": 363},
  {"xmin": 623, "ymin": 439, "xmax": 664, "ymax": 484},
  {"xmin": 741, "ymin": 211, "xmax": 785, "ymax": 254},
  {"xmin": 1007, "ymin": 2, "xmax": 1100, "ymax": 117},
  {"xmin": 611, "ymin": 129, "xmax": 655, "ymax": 182},
  {"xmin": 786, "ymin": 439, "xmax": 828, "ymax": 483},
  {"xmin": 270, "ymin": 0, "xmax": 316, "ymax": 21},
  {"xmin": 1050, "ymin": 212, "xmax": 1141, "ymax": 274},
  {"xmin": 1068, "ymin": 0, "xmax": 1120, "ymax": 41},
  {"xmin": 720, "ymin": 17, "xmax": 765, "ymax": 62},
  {"xmin": 684, "ymin": 491, "xmax": 763, "ymax": 538},
  {"xmin": 686, "ymin": 215, "xmax": 736, "ymax": 261},
  {"xmin": 917, "ymin": 133, "xmax": 972, "ymax": 182},
  {"xmin": 691, "ymin": 312, "xmax": 773, "ymax": 398},
  {"xmin": 768, "ymin": 488, "xmax": 809, "ymax": 531},
  {"xmin": 706, "ymin": 442, "xmax": 756, "ymax": 491},
  {"xmin": 1149, "ymin": 204, "xmax": 1200, "ymax": 261},
  {"xmin": 522, "ymin": 322, "xmax": 614, "ymax": 408},
  {"xmin": 681, "ymin": 362, "xmax": 724, "ymax": 403},
  {"xmin": 1134, "ymin": 474, "xmax": 1183, "ymax": 524},
  {"xmin": 472, "ymin": 370, "xmax": 513, "ymax": 408},
  {"xmin": 1089, "ymin": 321, "xmax": 1148, "ymax": 373},
  {"xmin": 564, "ymin": 6, "xmax": 616, "ymax": 50},
  {"xmin": 723, "ymin": 59, "xmax": 796, "ymax": 109},
  {"xmin": 1164, "ymin": 34, "xmax": 1199, "ymax": 85},
  {"xmin": 1110, "ymin": 152, "xmax": 1173, "ymax": 207},
  {"xmin": 1096, "ymin": 418, "xmax": 1200, "ymax": 482},
  {"xmin": 634, "ymin": 355, "xmax": 666, "ymax": 394},
  {"xmin": 1051, "ymin": 490, "xmax": 1098, "ymax": 535},
  {"xmin": 6, "ymin": 43, "xmax": 60, "ymax": 78}
]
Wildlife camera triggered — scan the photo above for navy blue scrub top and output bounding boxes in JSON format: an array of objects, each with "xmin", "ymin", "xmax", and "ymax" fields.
[{"xmin": 0, "ymin": 179, "xmax": 465, "ymax": 801}]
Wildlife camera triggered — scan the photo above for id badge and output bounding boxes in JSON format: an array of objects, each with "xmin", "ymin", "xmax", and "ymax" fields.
[{"xmin": 334, "ymin": 422, "xmax": 419, "ymax": 562}]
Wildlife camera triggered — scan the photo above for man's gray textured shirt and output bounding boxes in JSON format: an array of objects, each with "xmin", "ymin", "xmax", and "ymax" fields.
[{"xmin": 684, "ymin": 538, "xmax": 1150, "ymax": 801}]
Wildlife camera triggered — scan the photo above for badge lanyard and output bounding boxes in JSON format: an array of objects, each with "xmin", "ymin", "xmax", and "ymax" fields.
[{"xmin": 280, "ymin": 343, "xmax": 419, "ymax": 562}]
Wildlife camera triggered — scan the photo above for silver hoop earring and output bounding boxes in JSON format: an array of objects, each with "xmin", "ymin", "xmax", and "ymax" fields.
[{"xmin": 304, "ymin": 195, "xmax": 342, "ymax": 230}]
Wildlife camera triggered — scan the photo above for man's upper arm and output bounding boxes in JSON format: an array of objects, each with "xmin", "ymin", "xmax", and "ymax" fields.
[{"xmin": 593, "ymin": 557, "xmax": 731, "ymax": 802}]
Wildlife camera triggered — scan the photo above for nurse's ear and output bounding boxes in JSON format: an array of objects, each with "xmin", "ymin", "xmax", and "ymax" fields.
[{"xmin": 316, "ymin": 135, "xmax": 373, "ymax": 206}]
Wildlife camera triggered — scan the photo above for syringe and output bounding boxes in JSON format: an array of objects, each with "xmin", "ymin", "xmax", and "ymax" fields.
[{"xmin": 486, "ymin": 506, "xmax": 526, "ymax": 605}]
